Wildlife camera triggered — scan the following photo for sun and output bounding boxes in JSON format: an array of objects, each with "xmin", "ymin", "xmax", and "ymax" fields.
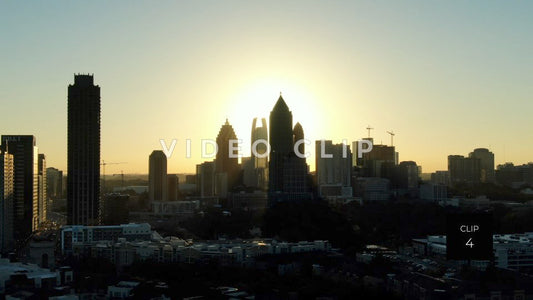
[{"xmin": 225, "ymin": 77, "xmax": 321, "ymax": 164}]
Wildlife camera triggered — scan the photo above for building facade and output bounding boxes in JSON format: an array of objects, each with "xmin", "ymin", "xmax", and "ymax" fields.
[
  {"xmin": 67, "ymin": 74, "xmax": 101, "ymax": 225},
  {"xmin": 0, "ymin": 151, "xmax": 14, "ymax": 254},
  {"xmin": 1, "ymin": 135, "xmax": 39, "ymax": 239},
  {"xmin": 148, "ymin": 150, "xmax": 167, "ymax": 202}
]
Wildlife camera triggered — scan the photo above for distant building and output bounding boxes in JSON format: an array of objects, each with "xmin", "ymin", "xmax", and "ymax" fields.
[
  {"xmin": 315, "ymin": 140, "xmax": 352, "ymax": 198},
  {"xmin": 185, "ymin": 174, "xmax": 196, "ymax": 184},
  {"xmin": 46, "ymin": 167, "xmax": 63, "ymax": 200},
  {"xmin": 245, "ymin": 117, "xmax": 269, "ymax": 190},
  {"xmin": 268, "ymin": 95, "xmax": 310, "ymax": 204},
  {"xmin": 353, "ymin": 139, "xmax": 397, "ymax": 177},
  {"xmin": 149, "ymin": 150, "xmax": 167, "ymax": 202},
  {"xmin": 215, "ymin": 119, "xmax": 240, "ymax": 196},
  {"xmin": 469, "ymin": 148, "xmax": 495, "ymax": 183},
  {"xmin": 495, "ymin": 163, "xmax": 533, "ymax": 188},
  {"xmin": 0, "ymin": 151, "xmax": 14, "ymax": 254},
  {"xmin": 167, "ymin": 174, "xmax": 179, "ymax": 201},
  {"xmin": 67, "ymin": 74, "xmax": 101, "ymax": 226},
  {"xmin": 1, "ymin": 135, "xmax": 39, "ymax": 239},
  {"xmin": 430, "ymin": 170, "xmax": 450, "ymax": 186},
  {"xmin": 196, "ymin": 161, "xmax": 216, "ymax": 197},
  {"xmin": 38, "ymin": 154, "xmax": 47, "ymax": 226},
  {"xmin": 448, "ymin": 155, "xmax": 481, "ymax": 184}
]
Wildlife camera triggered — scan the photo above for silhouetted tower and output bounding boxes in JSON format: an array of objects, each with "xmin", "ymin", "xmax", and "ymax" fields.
[
  {"xmin": 251, "ymin": 117, "xmax": 268, "ymax": 169},
  {"xmin": 269, "ymin": 95, "xmax": 293, "ymax": 195},
  {"xmin": 216, "ymin": 119, "xmax": 239, "ymax": 194},
  {"xmin": 268, "ymin": 95, "xmax": 310, "ymax": 203},
  {"xmin": 149, "ymin": 150, "xmax": 168, "ymax": 202},
  {"xmin": 67, "ymin": 74, "xmax": 101, "ymax": 225},
  {"xmin": 293, "ymin": 122, "xmax": 305, "ymax": 157}
]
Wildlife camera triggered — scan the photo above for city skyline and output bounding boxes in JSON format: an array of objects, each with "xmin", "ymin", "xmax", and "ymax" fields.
[{"xmin": 1, "ymin": 1, "xmax": 533, "ymax": 174}]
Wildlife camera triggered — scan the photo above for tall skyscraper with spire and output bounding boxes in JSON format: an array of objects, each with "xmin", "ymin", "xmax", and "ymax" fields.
[
  {"xmin": 67, "ymin": 74, "xmax": 101, "ymax": 226},
  {"xmin": 216, "ymin": 119, "xmax": 240, "ymax": 196},
  {"xmin": 268, "ymin": 95, "xmax": 310, "ymax": 204}
]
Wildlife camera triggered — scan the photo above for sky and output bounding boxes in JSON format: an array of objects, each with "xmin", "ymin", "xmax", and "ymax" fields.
[{"xmin": 1, "ymin": 1, "xmax": 532, "ymax": 175}]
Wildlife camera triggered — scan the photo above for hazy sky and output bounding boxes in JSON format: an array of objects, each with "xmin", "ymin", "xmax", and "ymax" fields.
[{"xmin": 1, "ymin": 1, "xmax": 532, "ymax": 174}]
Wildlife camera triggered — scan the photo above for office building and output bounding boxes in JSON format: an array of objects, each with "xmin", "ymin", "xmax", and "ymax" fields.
[
  {"xmin": 315, "ymin": 140, "xmax": 352, "ymax": 197},
  {"xmin": 469, "ymin": 148, "xmax": 495, "ymax": 183},
  {"xmin": 0, "ymin": 151, "xmax": 14, "ymax": 253},
  {"xmin": 448, "ymin": 155, "xmax": 481, "ymax": 184},
  {"xmin": 148, "ymin": 150, "xmax": 167, "ymax": 202},
  {"xmin": 196, "ymin": 161, "xmax": 216, "ymax": 197},
  {"xmin": 67, "ymin": 74, "xmax": 101, "ymax": 225},
  {"xmin": 215, "ymin": 119, "xmax": 240, "ymax": 195},
  {"xmin": 249, "ymin": 118, "xmax": 268, "ymax": 190},
  {"xmin": 167, "ymin": 174, "xmax": 179, "ymax": 201},
  {"xmin": 268, "ymin": 95, "xmax": 310, "ymax": 203},
  {"xmin": 46, "ymin": 167, "xmax": 63, "ymax": 200},
  {"xmin": 1, "ymin": 135, "xmax": 39, "ymax": 239},
  {"xmin": 37, "ymin": 154, "xmax": 47, "ymax": 225}
]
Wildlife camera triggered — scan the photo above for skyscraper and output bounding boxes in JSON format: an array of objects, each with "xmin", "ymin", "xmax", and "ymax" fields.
[
  {"xmin": 251, "ymin": 118, "xmax": 268, "ymax": 169},
  {"xmin": 1, "ymin": 135, "xmax": 39, "ymax": 239},
  {"xmin": 448, "ymin": 155, "xmax": 481, "ymax": 184},
  {"xmin": 269, "ymin": 95, "xmax": 293, "ymax": 196},
  {"xmin": 46, "ymin": 167, "xmax": 63, "ymax": 200},
  {"xmin": 268, "ymin": 95, "xmax": 310, "ymax": 204},
  {"xmin": 215, "ymin": 119, "xmax": 239, "ymax": 196},
  {"xmin": 246, "ymin": 118, "xmax": 268, "ymax": 190},
  {"xmin": 0, "ymin": 151, "xmax": 14, "ymax": 254},
  {"xmin": 38, "ymin": 154, "xmax": 47, "ymax": 226},
  {"xmin": 67, "ymin": 74, "xmax": 101, "ymax": 226},
  {"xmin": 149, "ymin": 150, "xmax": 168, "ymax": 202}
]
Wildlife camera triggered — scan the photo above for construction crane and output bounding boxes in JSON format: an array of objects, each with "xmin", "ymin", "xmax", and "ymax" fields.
[
  {"xmin": 387, "ymin": 130, "xmax": 395, "ymax": 146},
  {"xmin": 366, "ymin": 125, "xmax": 374, "ymax": 138},
  {"xmin": 113, "ymin": 170, "xmax": 125, "ymax": 189},
  {"xmin": 100, "ymin": 161, "xmax": 127, "ymax": 194}
]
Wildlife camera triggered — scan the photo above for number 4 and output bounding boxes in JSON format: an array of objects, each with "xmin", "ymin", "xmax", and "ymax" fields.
[{"xmin": 466, "ymin": 238, "xmax": 474, "ymax": 248}]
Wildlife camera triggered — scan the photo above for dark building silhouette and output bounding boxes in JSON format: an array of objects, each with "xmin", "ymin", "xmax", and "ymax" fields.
[
  {"xmin": 0, "ymin": 151, "xmax": 14, "ymax": 253},
  {"xmin": 167, "ymin": 174, "xmax": 179, "ymax": 201},
  {"xmin": 37, "ymin": 154, "xmax": 46, "ymax": 225},
  {"xmin": 149, "ymin": 150, "xmax": 167, "ymax": 202},
  {"xmin": 251, "ymin": 118, "xmax": 268, "ymax": 169},
  {"xmin": 448, "ymin": 155, "xmax": 481, "ymax": 184},
  {"xmin": 469, "ymin": 148, "xmax": 495, "ymax": 183},
  {"xmin": 67, "ymin": 74, "xmax": 101, "ymax": 225},
  {"xmin": 1, "ymin": 135, "xmax": 39, "ymax": 239},
  {"xmin": 268, "ymin": 95, "xmax": 310, "ymax": 204},
  {"xmin": 215, "ymin": 119, "xmax": 240, "ymax": 196},
  {"xmin": 102, "ymin": 193, "xmax": 129, "ymax": 225},
  {"xmin": 46, "ymin": 167, "xmax": 63, "ymax": 200},
  {"xmin": 196, "ymin": 161, "xmax": 215, "ymax": 197},
  {"xmin": 244, "ymin": 118, "xmax": 268, "ymax": 190}
]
